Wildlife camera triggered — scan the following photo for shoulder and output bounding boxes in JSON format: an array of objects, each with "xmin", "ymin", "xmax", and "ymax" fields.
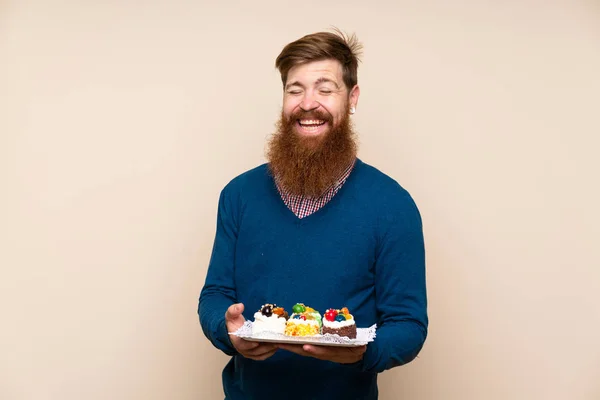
[
  {"xmin": 356, "ymin": 159, "xmax": 402, "ymax": 188},
  {"xmin": 218, "ymin": 163, "xmax": 271, "ymax": 207},
  {"xmin": 223, "ymin": 163, "xmax": 270, "ymax": 192},
  {"xmin": 354, "ymin": 159, "xmax": 422, "ymax": 224},
  {"xmin": 355, "ymin": 159, "xmax": 415, "ymax": 202}
]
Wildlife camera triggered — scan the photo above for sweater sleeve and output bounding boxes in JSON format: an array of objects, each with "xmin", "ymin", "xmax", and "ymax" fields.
[
  {"xmin": 198, "ymin": 185, "xmax": 240, "ymax": 356},
  {"xmin": 361, "ymin": 189, "xmax": 428, "ymax": 373}
]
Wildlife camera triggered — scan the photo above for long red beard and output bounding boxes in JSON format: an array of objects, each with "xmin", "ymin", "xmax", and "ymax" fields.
[{"xmin": 266, "ymin": 108, "xmax": 358, "ymax": 198}]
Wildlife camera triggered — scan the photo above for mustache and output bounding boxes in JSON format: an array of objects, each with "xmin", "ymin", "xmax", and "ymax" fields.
[
  {"xmin": 288, "ymin": 109, "xmax": 333, "ymax": 123},
  {"xmin": 267, "ymin": 108, "xmax": 357, "ymax": 198}
]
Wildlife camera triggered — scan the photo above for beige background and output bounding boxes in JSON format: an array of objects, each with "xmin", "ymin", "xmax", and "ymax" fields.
[{"xmin": 1, "ymin": 1, "xmax": 599, "ymax": 399}]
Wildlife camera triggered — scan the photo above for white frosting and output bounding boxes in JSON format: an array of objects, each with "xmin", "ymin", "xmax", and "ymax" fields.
[
  {"xmin": 323, "ymin": 317, "xmax": 355, "ymax": 329},
  {"xmin": 252, "ymin": 312, "xmax": 286, "ymax": 334}
]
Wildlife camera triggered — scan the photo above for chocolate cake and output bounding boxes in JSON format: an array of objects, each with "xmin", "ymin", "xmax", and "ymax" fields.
[{"xmin": 322, "ymin": 307, "xmax": 357, "ymax": 339}]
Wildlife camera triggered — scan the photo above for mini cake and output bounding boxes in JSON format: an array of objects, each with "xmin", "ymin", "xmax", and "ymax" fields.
[
  {"xmin": 322, "ymin": 307, "xmax": 357, "ymax": 339},
  {"xmin": 284, "ymin": 303, "xmax": 322, "ymax": 336},
  {"xmin": 252, "ymin": 303, "xmax": 289, "ymax": 335}
]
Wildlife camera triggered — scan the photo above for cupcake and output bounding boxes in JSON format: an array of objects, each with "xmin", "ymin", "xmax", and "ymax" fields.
[
  {"xmin": 284, "ymin": 303, "xmax": 322, "ymax": 336},
  {"xmin": 252, "ymin": 303, "xmax": 289, "ymax": 334},
  {"xmin": 322, "ymin": 307, "xmax": 356, "ymax": 339}
]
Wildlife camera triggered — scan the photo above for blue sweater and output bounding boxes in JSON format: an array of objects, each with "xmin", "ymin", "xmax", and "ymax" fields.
[{"xmin": 198, "ymin": 158, "xmax": 428, "ymax": 399}]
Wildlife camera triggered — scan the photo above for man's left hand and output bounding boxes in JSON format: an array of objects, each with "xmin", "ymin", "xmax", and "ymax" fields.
[{"xmin": 277, "ymin": 343, "xmax": 366, "ymax": 364}]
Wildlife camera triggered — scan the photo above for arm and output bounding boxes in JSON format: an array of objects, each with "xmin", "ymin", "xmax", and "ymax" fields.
[
  {"xmin": 278, "ymin": 188, "xmax": 428, "ymax": 370},
  {"xmin": 361, "ymin": 189, "xmax": 428, "ymax": 373},
  {"xmin": 198, "ymin": 185, "xmax": 239, "ymax": 356}
]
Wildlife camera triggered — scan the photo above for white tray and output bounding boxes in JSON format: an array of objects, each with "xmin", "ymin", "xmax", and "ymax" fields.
[{"xmin": 229, "ymin": 321, "xmax": 377, "ymax": 347}]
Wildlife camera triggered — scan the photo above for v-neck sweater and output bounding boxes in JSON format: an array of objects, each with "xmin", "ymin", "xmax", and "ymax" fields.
[
  {"xmin": 198, "ymin": 158, "xmax": 428, "ymax": 400},
  {"xmin": 275, "ymin": 159, "xmax": 355, "ymax": 218}
]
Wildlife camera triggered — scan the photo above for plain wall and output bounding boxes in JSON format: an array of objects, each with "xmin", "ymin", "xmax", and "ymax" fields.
[{"xmin": 1, "ymin": 1, "xmax": 599, "ymax": 399}]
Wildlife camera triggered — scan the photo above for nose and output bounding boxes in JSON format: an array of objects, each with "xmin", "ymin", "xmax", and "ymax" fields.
[{"xmin": 299, "ymin": 92, "xmax": 319, "ymax": 112}]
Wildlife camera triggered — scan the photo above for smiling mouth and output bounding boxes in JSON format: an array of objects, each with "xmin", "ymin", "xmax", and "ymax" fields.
[{"xmin": 297, "ymin": 119, "xmax": 327, "ymax": 134}]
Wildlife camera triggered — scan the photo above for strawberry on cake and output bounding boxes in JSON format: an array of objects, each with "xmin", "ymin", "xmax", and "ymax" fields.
[{"xmin": 322, "ymin": 307, "xmax": 357, "ymax": 339}]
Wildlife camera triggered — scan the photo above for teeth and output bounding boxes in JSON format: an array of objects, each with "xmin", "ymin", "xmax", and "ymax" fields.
[
  {"xmin": 299, "ymin": 119, "xmax": 325, "ymax": 125},
  {"xmin": 302, "ymin": 125, "xmax": 319, "ymax": 131}
]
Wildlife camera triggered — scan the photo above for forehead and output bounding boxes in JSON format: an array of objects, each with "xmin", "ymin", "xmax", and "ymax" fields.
[{"xmin": 286, "ymin": 59, "xmax": 344, "ymax": 85}]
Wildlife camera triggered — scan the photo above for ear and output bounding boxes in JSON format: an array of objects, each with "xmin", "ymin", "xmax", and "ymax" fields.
[{"xmin": 349, "ymin": 84, "xmax": 360, "ymax": 112}]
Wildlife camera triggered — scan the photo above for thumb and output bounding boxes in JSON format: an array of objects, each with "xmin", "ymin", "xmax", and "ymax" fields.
[{"xmin": 225, "ymin": 303, "xmax": 245, "ymax": 322}]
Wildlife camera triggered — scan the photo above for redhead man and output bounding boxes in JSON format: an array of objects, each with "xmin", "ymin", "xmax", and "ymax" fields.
[{"xmin": 198, "ymin": 28, "xmax": 428, "ymax": 400}]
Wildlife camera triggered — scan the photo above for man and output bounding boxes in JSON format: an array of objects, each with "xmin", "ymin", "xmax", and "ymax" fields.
[{"xmin": 198, "ymin": 29, "xmax": 428, "ymax": 399}]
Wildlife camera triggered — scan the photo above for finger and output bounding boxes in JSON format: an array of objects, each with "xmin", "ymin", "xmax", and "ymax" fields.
[
  {"xmin": 232, "ymin": 337, "xmax": 259, "ymax": 351},
  {"xmin": 277, "ymin": 344, "xmax": 311, "ymax": 357},
  {"xmin": 244, "ymin": 344, "xmax": 277, "ymax": 358},
  {"xmin": 247, "ymin": 348, "xmax": 278, "ymax": 361},
  {"xmin": 225, "ymin": 303, "xmax": 245, "ymax": 322},
  {"xmin": 302, "ymin": 344, "xmax": 366, "ymax": 363},
  {"xmin": 300, "ymin": 345, "xmax": 335, "ymax": 360},
  {"xmin": 303, "ymin": 344, "xmax": 366, "ymax": 355},
  {"xmin": 279, "ymin": 344, "xmax": 338, "ymax": 362},
  {"xmin": 243, "ymin": 343, "xmax": 277, "ymax": 356},
  {"xmin": 350, "ymin": 345, "xmax": 367, "ymax": 355}
]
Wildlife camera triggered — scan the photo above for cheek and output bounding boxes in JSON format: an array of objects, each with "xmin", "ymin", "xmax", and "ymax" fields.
[
  {"xmin": 325, "ymin": 108, "xmax": 343, "ymax": 124},
  {"xmin": 321, "ymin": 99, "xmax": 345, "ymax": 120},
  {"xmin": 283, "ymin": 98, "xmax": 299, "ymax": 116}
]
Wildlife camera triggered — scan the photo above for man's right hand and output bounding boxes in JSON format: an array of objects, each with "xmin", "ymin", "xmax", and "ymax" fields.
[{"xmin": 225, "ymin": 303, "xmax": 278, "ymax": 361}]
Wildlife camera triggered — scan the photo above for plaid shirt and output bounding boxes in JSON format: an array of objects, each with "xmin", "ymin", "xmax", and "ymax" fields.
[{"xmin": 275, "ymin": 159, "xmax": 356, "ymax": 219}]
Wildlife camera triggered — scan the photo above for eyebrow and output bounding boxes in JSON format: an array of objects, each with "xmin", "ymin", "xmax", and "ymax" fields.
[{"xmin": 285, "ymin": 77, "xmax": 340, "ymax": 90}]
